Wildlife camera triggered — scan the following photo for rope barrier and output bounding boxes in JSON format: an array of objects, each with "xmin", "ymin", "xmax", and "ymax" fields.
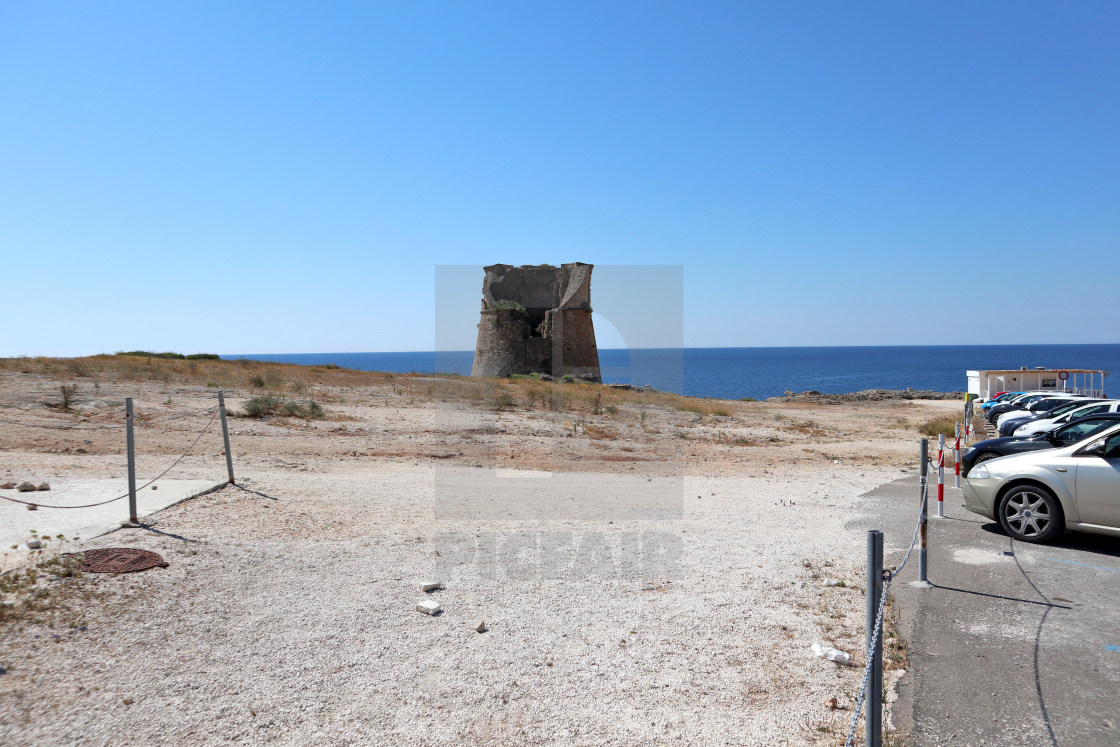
[
  {"xmin": 844, "ymin": 478, "xmax": 928, "ymax": 747},
  {"xmin": 0, "ymin": 408, "xmax": 219, "ymax": 510}
]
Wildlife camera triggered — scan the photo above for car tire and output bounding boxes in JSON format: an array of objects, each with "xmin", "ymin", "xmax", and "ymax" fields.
[
  {"xmin": 998, "ymin": 484, "xmax": 1064, "ymax": 544},
  {"xmin": 972, "ymin": 452, "xmax": 1000, "ymax": 465}
]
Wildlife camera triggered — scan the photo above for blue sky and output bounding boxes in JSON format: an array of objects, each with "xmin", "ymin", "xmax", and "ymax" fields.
[{"xmin": 2, "ymin": 2, "xmax": 1118, "ymax": 356}]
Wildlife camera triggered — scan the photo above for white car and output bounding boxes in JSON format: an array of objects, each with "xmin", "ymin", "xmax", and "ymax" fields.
[
  {"xmin": 1014, "ymin": 400, "xmax": 1120, "ymax": 436},
  {"xmin": 963, "ymin": 422, "xmax": 1120, "ymax": 543},
  {"xmin": 994, "ymin": 395, "xmax": 1085, "ymax": 429}
]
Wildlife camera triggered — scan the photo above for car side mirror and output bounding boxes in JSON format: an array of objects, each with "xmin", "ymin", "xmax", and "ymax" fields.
[{"xmin": 1078, "ymin": 439, "xmax": 1107, "ymax": 457}]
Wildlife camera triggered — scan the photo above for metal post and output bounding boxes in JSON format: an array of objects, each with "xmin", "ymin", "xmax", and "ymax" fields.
[
  {"xmin": 866, "ymin": 530, "xmax": 884, "ymax": 747},
  {"xmin": 218, "ymin": 391, "xmax": 235, "ymax": 484},
  {"xmin": 917, "ymin": 438, "xmax": 929, "ymax": 585},
  {"xmin": 937, "ymin": 433, "xmax": 945, "ymax": 518},
  {"xmin": 954, "ymin": 422, "xmax": 961, "ymax": 489},
  {"xmin": 126, "ymin": 397, "xmax": 138, "ymax": 524}
]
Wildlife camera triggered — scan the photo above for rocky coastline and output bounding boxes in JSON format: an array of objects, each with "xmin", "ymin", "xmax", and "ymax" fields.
[{"xmin": 769, "ymin": 388, "xmax": 965, "ymax": 404}]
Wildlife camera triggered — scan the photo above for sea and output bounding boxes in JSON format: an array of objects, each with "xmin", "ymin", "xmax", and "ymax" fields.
[{"xmin": 225, "ymin": 344, "xmax": 1120, "ymax": 402}]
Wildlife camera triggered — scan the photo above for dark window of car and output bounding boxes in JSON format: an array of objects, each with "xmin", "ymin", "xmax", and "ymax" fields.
[
  {"xmin": 1103, "ymin": 433, "xmax": 1120, "ymax": 459},
  {"xmin": 1060, "ymin": 421, "xmax": 1120, "ymax": 446},
  {"xmin": 1055, "ymin": 402, "xmax": 1104, "ymax": 418},
  {"xmin": 1030, "ymin": 398, "xmax": 1069, "ymax": 411}
]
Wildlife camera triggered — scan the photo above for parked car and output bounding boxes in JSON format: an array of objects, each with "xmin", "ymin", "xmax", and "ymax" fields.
[
  {"xmin": 1010, "ymin": 400, "xmax": 1120, "ymax": 437},
  {"xmin": 993, "ymin": 396, "xmax": 1087, "ymax": 430},
  {"xmin": 987, "ymin": 393, "xmax": 1088, "ymax": 425},
  {"xmin": 980, "ymin": 391, "xmax": 1025, "ymax": 412},
  {"xmin": 984, "ymin": 392, "xmax": 1052, "ymax": 422},
  {"xmin": 963, "ymin": 422, "xmax": 1120, "ymax": 543},
  {"xmin": 961, "ymin": 413, "xmax": 1120, "ymax": 477},
  {"xmin": 997, "ymin": 398, "xmax": 1106, "ymax": 437}
]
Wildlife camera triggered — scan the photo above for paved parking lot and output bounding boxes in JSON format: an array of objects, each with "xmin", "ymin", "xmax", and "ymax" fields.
[{"xmin": 860, "ymin": 476, "xmax": 1120, "ymax": 745}]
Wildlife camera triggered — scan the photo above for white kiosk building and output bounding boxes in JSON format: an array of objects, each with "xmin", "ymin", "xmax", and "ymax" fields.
[{"xmin": 967, "ymin": 367, "xmax": 1108, "ymax": 401}]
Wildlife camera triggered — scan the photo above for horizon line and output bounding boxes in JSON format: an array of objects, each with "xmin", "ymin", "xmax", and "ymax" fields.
[{"xmin": 221, "ymin": 341, "xmax": 1120, "ymax": 357}]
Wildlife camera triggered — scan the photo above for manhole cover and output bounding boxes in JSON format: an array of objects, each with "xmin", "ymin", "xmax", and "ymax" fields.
[{"xmin": 74, "ymin": 548, "xmax": 169, "ymax": 573}]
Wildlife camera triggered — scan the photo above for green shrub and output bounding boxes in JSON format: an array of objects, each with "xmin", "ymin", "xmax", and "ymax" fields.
[
  {"xmin": 491, "ymin": 300, "xmax": 527, "ymax": 316},
  {"xmin": 243, "ymin": 396, "xmax": 282, "ymax": 418},
  {"xmin": 242, "ymin": 396, "xmax": 325, "ymax": 419},
  {"xmin": 114, "ymin": 351, "xmax": 217, "ymax": 360},
  {"xmin": 281, "ymin": 400, "xmax": 326, "ymax": 420}
]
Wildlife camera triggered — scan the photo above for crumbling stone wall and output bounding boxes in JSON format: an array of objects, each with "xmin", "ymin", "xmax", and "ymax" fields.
[{"xmin": 472, "ymin": 263, "xmax": 600, "ymax": 380}]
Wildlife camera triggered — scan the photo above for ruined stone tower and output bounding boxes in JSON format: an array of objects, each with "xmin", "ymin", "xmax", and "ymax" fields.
[{"xmin": 471, "ymin": 263, "xmax": 600, "ymax": 380}]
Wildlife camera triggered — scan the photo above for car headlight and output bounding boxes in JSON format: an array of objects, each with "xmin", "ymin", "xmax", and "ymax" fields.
[
  {"xmin": 964, "ymin": 447, "xmax": 975, "ymax": 457},
  {"xmin": 971, "ymin": 465, "xmax": 990, "ymax": 479}
]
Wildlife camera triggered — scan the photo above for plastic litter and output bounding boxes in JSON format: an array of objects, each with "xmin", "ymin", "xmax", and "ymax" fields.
[{"xmin": 811, "ymin": 642, "xmax": 850, "ymax": 664}]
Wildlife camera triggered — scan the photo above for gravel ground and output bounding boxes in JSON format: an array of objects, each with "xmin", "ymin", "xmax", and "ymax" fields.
[
  {"xmin": 0, "ymin": 462, "xmax": 904, "ymax": 746},
  {"xmin": 0, "ymin": 367, "xmax": 948, "ymax": 745}
]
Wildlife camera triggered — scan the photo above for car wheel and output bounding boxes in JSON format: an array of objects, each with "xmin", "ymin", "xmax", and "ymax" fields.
[
  {"xmin": 998, "ymin": 485, "xmax": 1064, "ymax": 544},
  {"xmin": 973, "ymin": 452, "xmax": 1000, "ymax": 465}
]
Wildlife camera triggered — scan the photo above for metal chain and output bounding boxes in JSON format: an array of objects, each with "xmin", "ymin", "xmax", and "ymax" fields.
[
  {"xmin": 842, "ymin": 476, "xmax": 927, "ymax": 746},
  {"xmin": 892, "ymin": 477, "xmax": 927, "ymax": 578},
  {"xmin": 845, "ymin": 571, "xmax": 893, "ymax": 747},
  {"xmin": 0, "ymin": 408, "xmax": 218, "ymax": 510}
]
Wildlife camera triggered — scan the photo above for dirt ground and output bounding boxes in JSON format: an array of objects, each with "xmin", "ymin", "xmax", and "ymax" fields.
[{"xmin": 0, "ymin": 357, "xmax": 965, "ymax": 745}]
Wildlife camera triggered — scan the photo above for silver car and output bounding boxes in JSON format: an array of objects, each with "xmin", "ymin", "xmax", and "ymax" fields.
[{"xmin": 963, "ymin": 422, "xmax": 1120, "ymax": 543}]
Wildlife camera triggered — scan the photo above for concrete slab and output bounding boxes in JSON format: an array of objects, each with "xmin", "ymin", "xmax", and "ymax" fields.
[{"xmin": 0, "ymin": 478, "xmax": 223, "ymax": 570}]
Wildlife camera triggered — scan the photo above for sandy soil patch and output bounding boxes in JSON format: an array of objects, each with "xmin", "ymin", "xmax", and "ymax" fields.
[{"xmin": 0, "ymin": 359, "xmax": 961, "ymax": 745}]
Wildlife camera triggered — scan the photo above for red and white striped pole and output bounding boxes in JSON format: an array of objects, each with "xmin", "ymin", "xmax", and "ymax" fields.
[
  {"xmin": 954, "ymin": 422, "xmax": 961, "ymax": 489},
  {"xmin": 937, "ymin": 433, "xmax": 945, "ymax": 518}
]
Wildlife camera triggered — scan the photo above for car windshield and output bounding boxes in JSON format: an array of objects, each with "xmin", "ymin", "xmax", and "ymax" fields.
[
  {"xmin": 1059, "ymin": 404, "xmax": 1109, "ymax": 422},
  {"xmin": 1052, "ymin": 400, "xmax": 1100, "ymax": 417},
  {"xmin": 1055, "ymin": 419, "xmax": 1119, "ymax": 444}
]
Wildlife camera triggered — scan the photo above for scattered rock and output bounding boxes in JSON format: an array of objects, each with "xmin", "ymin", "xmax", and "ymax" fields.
[
  {"xmin": 26, "ymin": 540, "xmax": 42, "ymax": 550},
  {"xmin": 825, "ymin": 697, "xmax": 838, "ymax": 710},
  {"xmin": 416, "ymin": 600, "xmax": 442, "ymax": 616},
  {"xmin": 151, "ymin": 485, "xmax": 158, "ymax": 491},
  {"xmin": 0, "ymin": 482, "xmax": 15, "ymax": 489},
  {"xmin": 26, "ymin": 504, "xmax": 37, "ymax": 511},
  {"xmin": 822, "ymin": 578, "xmax": 845, "ymax": 587},
  {"xmin": 811, "ymin": 642, "xmax": 850, "ymax": 665},
  {"xmin": 36, "ymin": 482, "xmax": 50, "ymax": 491},
  {"xmin": 421, "ymin": 581, "xmax": 444, "ymax": 592},
  {"xmin": 16, "ymin": 482, "xmax": 36, "ymax": 492},
  {"xmin": 474, "ymin": 620, "xmax": 488, "ymax": 634}
]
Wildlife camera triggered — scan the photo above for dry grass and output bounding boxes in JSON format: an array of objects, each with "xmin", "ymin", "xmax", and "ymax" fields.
[
  {"xmin": 583, "ymin": 424, "xmax": 618, "ymax": 440},
  {"xmin": 1, "ymin": 538, "xmax": 96, "ymax": 632},
  {"xmin": 0, "ymin": 355, "xmax": 750, "ymax": 419},
  {"xmin": 917, "ymin": 414, "xmax": 961, "ymax": 439}
]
